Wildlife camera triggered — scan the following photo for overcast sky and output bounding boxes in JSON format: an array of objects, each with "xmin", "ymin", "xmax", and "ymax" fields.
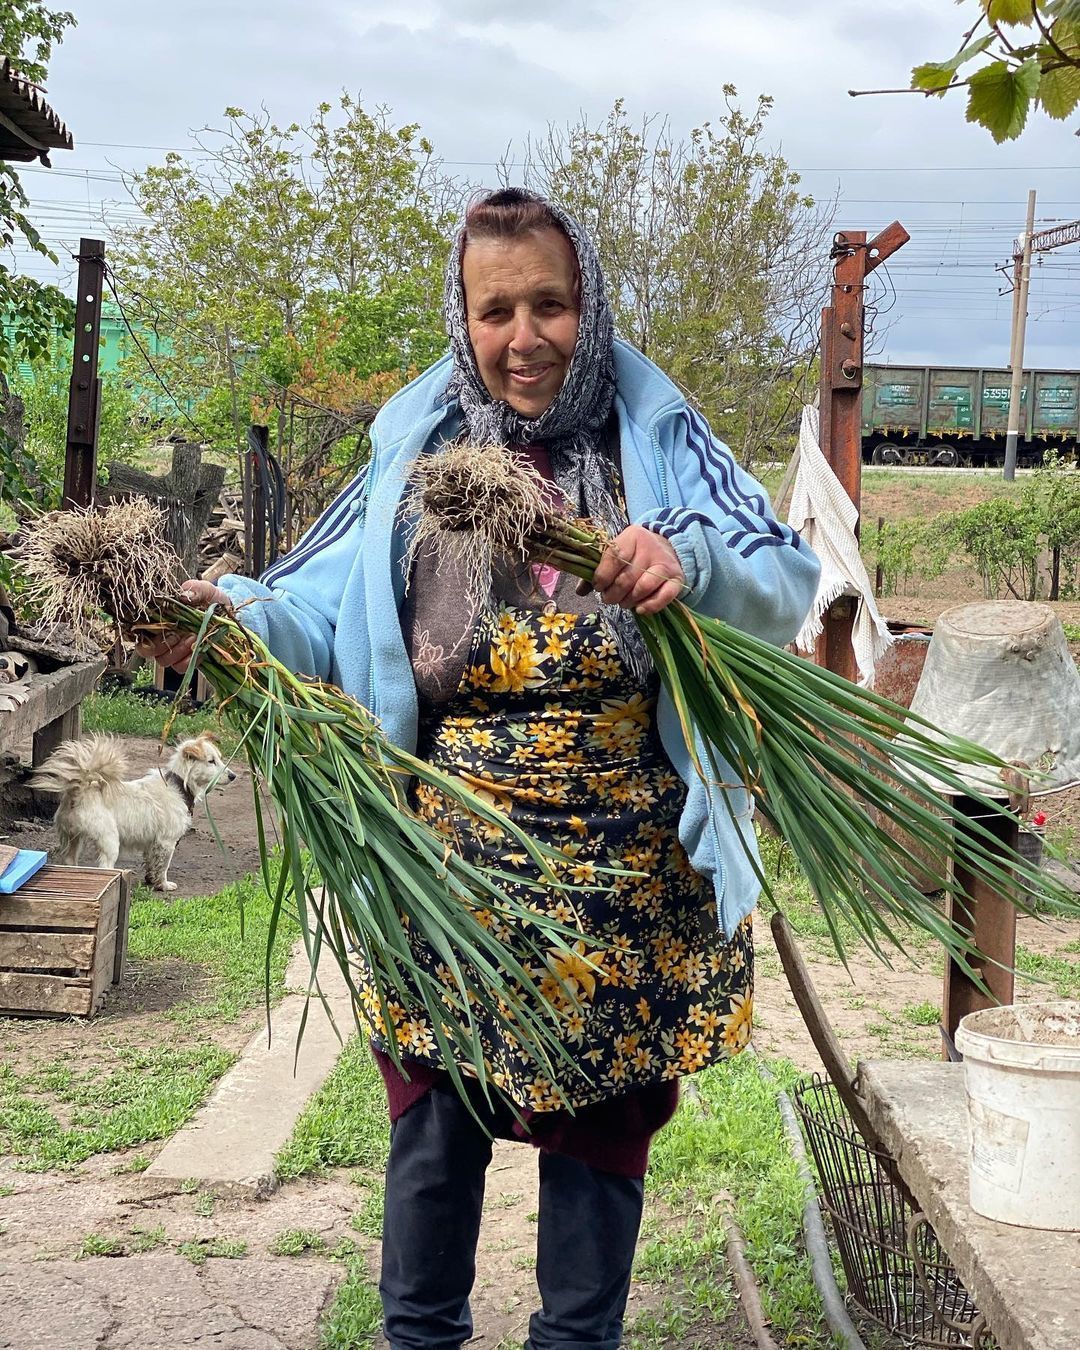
[{"xmin": 16, "ymin": 0, "xmax": 1080, "ymax": 371}]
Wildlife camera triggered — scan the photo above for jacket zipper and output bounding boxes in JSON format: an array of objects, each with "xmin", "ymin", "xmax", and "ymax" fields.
[{"xmin": 650, "ymin": 422, "xmax": 670, "ymax": 509}]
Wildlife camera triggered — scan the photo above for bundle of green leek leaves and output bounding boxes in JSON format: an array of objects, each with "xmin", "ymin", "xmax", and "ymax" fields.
[
  {"xmin": 406, "ymin": 442, "xmax": 1080, "ymax": 978},
  {"xmin": 18, "ymin": 499, "xmax": 597, "ymax": 1105}
]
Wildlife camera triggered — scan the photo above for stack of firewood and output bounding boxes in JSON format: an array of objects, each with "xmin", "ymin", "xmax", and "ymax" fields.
[{"xmin": 198, "ymin": 487, "xmax": 245, "ymax": 582}]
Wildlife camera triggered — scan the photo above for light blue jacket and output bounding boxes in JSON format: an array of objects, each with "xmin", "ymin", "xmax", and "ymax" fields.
[{"xmin": 220, "ymin": 340, "xmax": 820, "ymax": 936}]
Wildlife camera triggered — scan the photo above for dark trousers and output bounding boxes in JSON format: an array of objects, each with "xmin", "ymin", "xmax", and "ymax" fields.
[{"xmin": 380, "ymin": 1081, "xmax": 645, "ymax": 1350}]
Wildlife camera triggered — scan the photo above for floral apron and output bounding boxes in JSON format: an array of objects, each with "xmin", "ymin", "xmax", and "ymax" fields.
[{"xmin": 362, "ymin": 582, "xmax": 754, "ymax": 1114}]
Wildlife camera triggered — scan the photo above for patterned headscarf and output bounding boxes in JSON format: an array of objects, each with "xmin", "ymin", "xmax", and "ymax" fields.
[{"xmin": 441, "ymin": 190, "xmax": 649, "ymax": 681}]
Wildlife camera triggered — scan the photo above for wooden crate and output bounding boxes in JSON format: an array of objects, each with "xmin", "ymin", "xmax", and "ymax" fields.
[{"xmin": 0, "ymin": 865, "xmax": 132, "ymax": 1017}]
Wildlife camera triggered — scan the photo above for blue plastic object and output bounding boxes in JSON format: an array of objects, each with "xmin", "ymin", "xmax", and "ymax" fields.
[{"xmin": 0, "ymin": 849, "xmax": 47, "ymax": 893}]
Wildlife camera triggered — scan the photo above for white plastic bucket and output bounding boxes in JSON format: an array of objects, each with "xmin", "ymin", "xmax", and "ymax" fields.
[{"xmin": 955, "ymin": 1000, "xmax": 1080, "ymax": 1230}]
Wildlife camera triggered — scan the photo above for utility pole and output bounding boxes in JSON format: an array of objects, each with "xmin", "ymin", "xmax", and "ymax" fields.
[
  {"xmin": 815, "ymin": 222, "xmax": 909, "ymax": 682},
  {"xmin": 1004, "ymin": 192, "xmax": 1036, "ymax": 483},
  {"xmin": 63, "ymin": 238, "xmax": 106, "ymax": 509}
]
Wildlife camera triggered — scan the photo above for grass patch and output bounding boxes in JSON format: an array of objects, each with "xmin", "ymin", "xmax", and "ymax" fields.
[
  {"xmin": 0, "ymin": 1045, "xmax": 234, "ymax": 1171},
  {"xmin": 111, "ymin": 1154, "xmax": 152, "ymax": 1175},
  {"xmin": 128, "ymin": 861, "xmax": 300, "ymax": 1024},
  {"xmin": 82, "ymin": 689, "xmax": 238, "ymax": 754},
  {"xmin": 319, "ymin": 1254, "xmax": 382, "ymax": 1350},
  {"xmin": 351, "ymin": 1186, "xmax": 384, "ymax": 1240},
  {"xmin": 900, "ymin": 1000, "xmax": 941, "ymax": 1027},
  {"xmin": 77, "ymin": 1232, "xmax": 124, "ymax": 1258},
  {"xmin": 270, "ymin": 1035, "xmax": 390, "ymax": 1350},
  {"xmin": 129, "ymin": 1224, "xmax": 169, "ymax": 1253},
  {"xmin": 270, "ymin": 1229, "xmax": 328, "ymax": 1257},
  {"xmin": 634, "ymin": 1054, "xmax": 828, "ymax": 1347},
  {"xmin": 488, "ymin": 1191, "xmax": 522, "ymax": 1210},
  {"xmin": 177, "ymin": 1236, "xmax": 248, "ymax": 1265},
  {"xmin": 275, "ymin": 1038, "xmax": 389, "ymax": 1180},
  {"xmin": 861, "ymin": 467, "xmax": 1023, "ymax": 511},
  {"xmin": 1016, "ymin": 945, "xmax": 1080, "ymax": 999}
]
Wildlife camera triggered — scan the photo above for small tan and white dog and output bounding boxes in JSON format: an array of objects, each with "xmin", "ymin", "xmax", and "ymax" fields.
[{"xmin": 31, "ymin": 734, "xmax": 236, "ymax": 891}]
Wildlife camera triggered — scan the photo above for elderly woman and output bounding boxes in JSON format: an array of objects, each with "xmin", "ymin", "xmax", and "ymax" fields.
[{"xmin": 155, "ymin": 189, "xmax": 819, "ymax": 1350}]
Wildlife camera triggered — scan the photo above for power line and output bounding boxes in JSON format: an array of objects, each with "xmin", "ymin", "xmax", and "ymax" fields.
[{"xmin": 102, "ymin": 266, "xmax": 209, "ymax": 441}]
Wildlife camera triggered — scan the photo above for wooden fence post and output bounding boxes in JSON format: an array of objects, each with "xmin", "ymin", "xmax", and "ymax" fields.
[{"xmin": 63, "ymin": 238, "xmax": 106, "ymax": 509}]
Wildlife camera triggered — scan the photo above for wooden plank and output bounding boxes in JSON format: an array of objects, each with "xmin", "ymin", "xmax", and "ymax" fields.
[
  {"xmin": 92, "ymin": 877, "xmax": 120, "ymax": 941},
  {"xmin": 0, "ymin": 930, "xmax": 94, "ymax": 970},
  {"xmin": 17, "ymin": 865, "xmax": 125, "ymax": 899},
  {"xmin": 0, "ymin": 970, "xmax": 93, "ymax": 1016},
  {"xmin": 0, "ymin": 895, "xmax": 100, "ymax": 929},
  {"xmin": 88, "ymin": 934, "xmax": 116, "ymax": 1013},
  {"xmin": 112, "ymin": 871, "xmax": 132, "ymax": 985},
  {"xmin": 0, "ymin": 659, "xmax": 104, "ymax": 754}
]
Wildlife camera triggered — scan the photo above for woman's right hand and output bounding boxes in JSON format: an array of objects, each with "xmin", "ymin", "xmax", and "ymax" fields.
[{"xmin": 137, "ymin": 579, "xmax": 230, "ymax": 673}]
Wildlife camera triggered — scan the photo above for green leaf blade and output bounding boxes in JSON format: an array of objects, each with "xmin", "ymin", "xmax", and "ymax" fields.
[
  {"xmin": 987, "ymin": 0, "xmax": 1039, "ymax": 24},
  {"xmin": 1040, "ymin": 61, "xmax": 1080, "ymax": 118},
  {"xmin": 966, "ymin": 58, "xmax": 1042, "ymax": 141}
]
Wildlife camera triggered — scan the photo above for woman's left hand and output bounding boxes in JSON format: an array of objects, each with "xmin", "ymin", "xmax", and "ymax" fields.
[{"xmin": 589, "ymin": 525, "xmax": 686, "ymax": 616}]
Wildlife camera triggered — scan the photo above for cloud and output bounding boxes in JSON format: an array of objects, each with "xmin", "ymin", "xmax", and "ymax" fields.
[
  {"xmin": 33, "ymin": 0, "xmax": 1080, "ymax": 369},
  {"xmin": 350, "ymin": 23, "xmax": 589, "ymax": 165},
  {"xmin": 434, "ymin": 0, "xmax": 614, "ymax": 27}
]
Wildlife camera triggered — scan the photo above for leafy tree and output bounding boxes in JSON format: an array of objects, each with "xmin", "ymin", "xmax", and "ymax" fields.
[
  {"xmin": 950, "ymin": 497, "xmax": 1045, "ymax": 598},
  {"xmin": 0, "ymin": 1, "xmax": 73, "ymax": 84},
  {"xmin": 1021, "ymin": 449, "xmax": 1080, "ymax": 598},
  {"xmin": 0, "ymin": 0, "xmax": 77, "ymax": 361},
  {"xmin": 513, "ymin": 93, "xmax": 834, "ymax": 470},
  {"xmin": 863, "ymin": 516, "xmax": 952, "ymax": 597},
  {"xmin": 12, "ymin": 345, "xmax": 154, "ymax": 508},
  {"xmin": 111, "ymin": 95, "xmax": 460, "ymax": 539},
  {"xmin": 0, "ymin": 2, "xmax": 78, "ymax": 508},
  {"xmin": 900, "ymin": 1, "xmax": 1080, "ymax": 141}
]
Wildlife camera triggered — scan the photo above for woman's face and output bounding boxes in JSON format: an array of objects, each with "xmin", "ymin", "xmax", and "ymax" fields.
[{"xmin": 462, "ymin": 228, "xmax": 580, "ymax": 418}]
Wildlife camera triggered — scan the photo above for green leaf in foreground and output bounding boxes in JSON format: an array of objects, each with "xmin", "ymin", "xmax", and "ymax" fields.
[
  {"xmin": 911, "ymin": 32, "xmax": 996, "ymax": 94},
  {"xmin": 1040, "ymin": 61, "xmax": 1080, "ymax": 119},
  {"xmin": 987, "ymin": 0, "xmax": 1039, "ymax": 25},
  {"xmin": 966, "ymin": 58, "xmax": 1042, "ymax": 142}
]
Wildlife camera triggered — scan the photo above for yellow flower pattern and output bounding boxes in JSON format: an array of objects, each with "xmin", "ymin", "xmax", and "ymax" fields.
[{"xmin": 365, "ymin": 602, "xmax": 753, "ymax": 1112}]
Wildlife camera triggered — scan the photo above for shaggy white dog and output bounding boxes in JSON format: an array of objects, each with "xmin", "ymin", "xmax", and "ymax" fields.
[{"xmin": 31, "ymin": 734, "xmax": 236, "ymax": 891}]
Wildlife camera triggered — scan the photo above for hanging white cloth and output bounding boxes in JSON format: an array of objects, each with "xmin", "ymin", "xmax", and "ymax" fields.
[{"xmin": 786, "ymin": 404, "xmax": 893, "ymax": 686}]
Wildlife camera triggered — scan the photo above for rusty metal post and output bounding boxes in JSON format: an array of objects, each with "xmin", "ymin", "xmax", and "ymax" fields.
[
  {"xmin": 63, "ymin": 237, "xmax": 106, "ymax": 509},
  {"xmin": 816, "ymin": 223, "xmax": 908, "ymax": 682},
  {"xmin": 943, "ymin": 798, "xmax": 1018, "ymax": 1045},
  {"xmin": 248, "ymin": 424, "xmax": 270, "ymax": 577}
]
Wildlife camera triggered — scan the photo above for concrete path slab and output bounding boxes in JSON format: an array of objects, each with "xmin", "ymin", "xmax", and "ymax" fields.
[
  {"xmin": 0, "ymin": 1255, "xmax": 338, "ymax": 1350},
  {"xmin": 146, "ymin": 942, "xmax": 356, "ymax": 1198}
]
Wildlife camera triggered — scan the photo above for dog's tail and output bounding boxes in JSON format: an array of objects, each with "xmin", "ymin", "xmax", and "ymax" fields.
[{"xmin": 30, "ymin": 734, "xmax": 130, "ymax": 799}]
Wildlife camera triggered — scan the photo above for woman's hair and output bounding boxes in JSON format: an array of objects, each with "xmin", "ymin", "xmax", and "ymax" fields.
[{"xmin": 463, "ymin": 187, "xmax": 572, "ymax": 246}]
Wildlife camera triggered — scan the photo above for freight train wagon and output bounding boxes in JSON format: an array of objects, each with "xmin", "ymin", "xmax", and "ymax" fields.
[{"xmin": 861, "ymin": 365, "xmax": 1079, "ymax": 468}]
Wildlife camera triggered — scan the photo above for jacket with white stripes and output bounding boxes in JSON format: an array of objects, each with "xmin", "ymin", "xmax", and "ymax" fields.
[{"xmin": 219, "ymin": 338, "xmax": 820, "ymax": 936}]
